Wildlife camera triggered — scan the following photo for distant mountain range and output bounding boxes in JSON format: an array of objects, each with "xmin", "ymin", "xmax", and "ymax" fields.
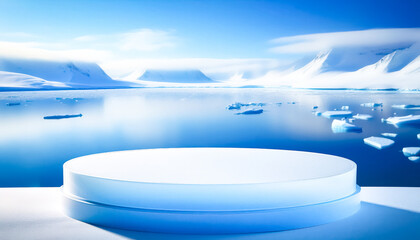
[
  {"xmin": 1, "ymin": 44, "xmax": 420, "ymax": 90},
  {"xmin": 0, "ymin": 58, "xmax": 130, "ymax": 90},
  {"xmin": 251, "ymin": 44, "xmax": 420, "ymax": 90}
]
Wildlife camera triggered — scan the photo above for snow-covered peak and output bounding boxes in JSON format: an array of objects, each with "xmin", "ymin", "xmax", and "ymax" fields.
[
  {"xmin": 400, "ymin": 55, "xmax": 420, "ymax": 74},
  {"xmin": 137, "ymin": 69, "xmax": 214, "ymax": 83},
  {"xmin": 357, "ymin": 51, "xmax": 397, "ymax": 73},
  {"xmin": 292, "ymin": 50, "xmax": 331, "ymax": 76},
  {"xmin": 0, "ymin": 57, "xmax": 123, "ymax": 88},
  {"xmin": 0, "ymin": 71, "xmax": 68, "ymax": 89}
]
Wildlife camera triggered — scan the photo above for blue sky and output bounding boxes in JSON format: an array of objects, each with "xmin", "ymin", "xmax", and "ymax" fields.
[{"xmin": 0, "ymin": 0, "xmax": 419, "ymax": 77}]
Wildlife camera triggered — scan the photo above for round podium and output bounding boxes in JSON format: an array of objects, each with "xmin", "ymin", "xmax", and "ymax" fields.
[{"xmin": 61, "ymin": 148, "xmax": 360, "ymax": 234}]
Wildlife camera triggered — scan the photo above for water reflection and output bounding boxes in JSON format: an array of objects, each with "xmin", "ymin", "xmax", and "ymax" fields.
[{"xmin": 0, "ymin": 88, "xmax": 419, "ymax": 187}]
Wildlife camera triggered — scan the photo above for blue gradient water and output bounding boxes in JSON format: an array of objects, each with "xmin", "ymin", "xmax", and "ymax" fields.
[{"xmin": 0, "ymin": 88, "xmax": 419, "ymax": 187}]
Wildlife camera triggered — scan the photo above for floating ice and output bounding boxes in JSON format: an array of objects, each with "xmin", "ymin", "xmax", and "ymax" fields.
[
  {"xmin": 385, "ymin": 115, "xmax": 420, "ymax": 127},
  {"xmin": 408, "ymin": 156, "xmax": 420, "ymax": 161},
  {"xmin": 331, "ymin": 119, "xmax": 362, "ymax": 133},
  {"xmin": 391, "ymin": 104, "xmax": 420, "ymax": 110},
  {"xmin": 44, "ymin": 114, "xmax": 83, "ymax": 120},
  {"xmin": 417, "ymin": 133, "xmax": 420, "ymax": 140},
  {"xmin": 402, "ymin": 147, "xmax": 420, "ymax": 157},
  {"xmin": 341, "ymin": 106, "xmax": 349, "ymax": 110},
  {"xmin": 381, "ymin": 133, "xmax": 397, "ymax": 138},
  {"xmin": 227, "ymin": 102, "xmax": 265, "ymax": 110},
  {"xmin": 353, "ymin": 114, "xmax": 373, "ymax": 120},
  {"xmin": 363, "ymin": 137, "xmax": 395, "ymax": 149},
  {"xmin": 227, "ymin": 102, "xmax": 242, "ymax": 110},
  {"xmin": 6, "ymin": 102, "xmax": 20, "ymax": 106},
  {"xmin": 361, "ymin": 103, "xmax": 382, "ymax": 108},
  {"xmin": 236, "ymin": 109, "xmax": 263, "ymax": 115},
  {"xmin": 322, "ymin": 111, "xmax": 352, "ymax": 118}
]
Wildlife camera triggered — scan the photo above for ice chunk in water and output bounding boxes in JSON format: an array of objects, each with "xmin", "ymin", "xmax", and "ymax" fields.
[
  {"xmin": 227, "ymin": 102, "xmax": 265, "ymax": 110},
  {"xmin": 331, "ymin": 120, "xmax": 362, "ymax": 133},
  {"xmin": 44, "ymin": 114, "xmax": 83, "ymax": 120},
  {"xmin": 391, "ymin": 104, "xmax": 420, "ymax": 110},
  {"xmin": 6, "ymin": 102, "xmax": 20, "ymax": 106},
  {"xmin": 353, "ymin": 114, "xmax": 373, "ymax": 120},
  {"xmin": 341, "ymin": 106, "xmax": 349, "ymax": 110},
  {"xmin": 417, "ymin": 133, "xmax": 420, "ymax": 140},
  {"xmin": 361, "ymin": 103, "xmax": 382, "ymax": 108},
  {"xmin": 381, "ymin": 133, "xmax": 397, "ymax": 138},
  {"xmin": 235, "ymin": 109, "xmax": 263, "ymax": 115},
  {"xmin": 385, "ymin": 115, "xmax": 420, "ymax": 127},
  {"xmin": 408, "ymin": 156, "xmax": 420, "ymax": 161},
  {"xmin": 363, "ymin": 137, "xmax": 394, "ymax": 149},
  {"xmin": 322, "ymin": 111, "xmax": 352, "ymax": 118},
  {"xmin": 402, "ymin": 147, "xmax": 420, "ymax": 157},
  {"xmin": 227, "ymin": 102, "xmax": 242, "ymax": 110}
]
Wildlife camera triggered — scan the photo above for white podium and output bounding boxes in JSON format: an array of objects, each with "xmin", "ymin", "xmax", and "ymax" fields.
[{"xmin": 62, "ymin": 148, "xmax": 360, "ymax": 234}]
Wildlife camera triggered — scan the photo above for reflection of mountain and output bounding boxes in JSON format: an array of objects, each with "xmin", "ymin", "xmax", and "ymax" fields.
[
  {"xmin": 0, "ymin": 57, "xmax": 130, "ymax": 90},
  {"xmin": 137, "ymin": 69, "xmax": 214, "ymax": 83}
]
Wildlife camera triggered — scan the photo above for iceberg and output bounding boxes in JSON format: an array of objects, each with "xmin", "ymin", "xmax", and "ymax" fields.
[
  {"xmin": 361, "ymin": 103, "xmax": 382, "ymax": 108},
  {"xmin": 44, "ymin": 114, "xmax": 83, "ymax": 120},
  {"xmin": 6, "ymin": 102, "xmax": 20, "ymax": 106},
  {"xmin": 322, "ymin": 111, "xmax": 352, "ymax": 118},
  {"xmin": 385, "ymin": 115, "xmax": 420, "ymax": 127},
  {"xmin": 313, "ymin": 111, "xmax": 322, "ymax": 116},
  {"xmin": 408, "ymin": 156, "xmax": 420, "ymax": 161},
  {"xmin": 227, "ymin": 102, "xmax": 266, "ymax": 110},
  {"xmin": 363, "ymin": 137, "xmax": 395, "ymax": 149},
  {"xmin": 235, "ymin": 109, "xmax": 263, "ymax": 115},
  {"xmin": 331, "ymin": 120, "xmax": 362, "ymax": 133},
  {"xmin": 381, "ymin": 133, "xmax": 397, "ymax": 138},
  {"xmin": 353, "ymin": 114, "xmax": 373, "ymax": 120},
  {"xmin": 402, "ymin": 147, "xmax": 420, "ymax": 157},
  {"xmin": 391, "ymin": 104, "xmax": 420, "ymax": 110}
]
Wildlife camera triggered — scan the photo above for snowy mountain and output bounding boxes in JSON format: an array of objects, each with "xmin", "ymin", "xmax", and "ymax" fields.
[
  {"xmin": 0, "ymin": 71, "xmax": 68, "ymax": 90},
  {"xmin": 0, "ymin": 57, "xmax": 131, "ymax": 90},
  {"xmin": 243, "ymin": 43, "xmax": 420, "ymax": 90},
  {"xmin": 137, "ymin": 69, "xmax": 214, "ymax": 83}
]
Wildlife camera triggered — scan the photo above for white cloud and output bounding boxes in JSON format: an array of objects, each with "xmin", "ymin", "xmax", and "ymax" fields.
[
  {"xmin": 0, "ymin": 41, "xmax": 112, "ymax": 62},
  {"xmin": 120, "ymin": 29, "xmax": 177, "ymax": 51},
  {"xmin": 270, "ymin": 28, "xmax": 420, "ymax": 53}
]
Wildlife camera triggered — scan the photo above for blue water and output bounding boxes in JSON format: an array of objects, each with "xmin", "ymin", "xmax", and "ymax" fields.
[{"xmin": 0, "ymin": 88, "xmax": 419, "ymax": 187}]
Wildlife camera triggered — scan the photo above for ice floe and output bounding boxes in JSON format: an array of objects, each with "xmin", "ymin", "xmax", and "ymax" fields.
[
  {"xmin": 381, "ymin": 133, "xmax": 397, "ymax": 138},
  {"xmin": 402, "ymin": 147, "xmax": 420, "ymax": 157},
  {"xmin": 227, "ymin": 102, "xmax": 266, "ymax": 110},
  {"xmin": 360, "ymin": 103, "xmax": 382, "ymax": 108},
  {"xmin": 331, "ymin": 119, "xmax": 362, "ymax": 133},
  {"xmin": 44, "ymin": 114, "xmax": 83, "ymax": 120},
  {"xmin": 235, "ymin": 109, "xmax": 263, "ymax": 115},
  {"xmin": 391, "ymin": 104, "xmax": 420, "ymax": 110},
  {"xmin": 322, "ymin": 111, "xmax": 352, "ymax": 118},
  {"xmin": 353, "ymin": 114, "xmax": 373, "ymax": 120},
  {"xmin": 385, "ymin": 115, "xmax": 420, "ymax": 127},
  {"xmin": 363, "ymin": 136, "xmax": 395, "ymax": 149},
  {"xmin": 408, "ymin": 156, "xmax": 420, "ymax": 161},
  {"xmin": 6, "ymin": 102, "xmax": 20, "ymax": 106}
]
